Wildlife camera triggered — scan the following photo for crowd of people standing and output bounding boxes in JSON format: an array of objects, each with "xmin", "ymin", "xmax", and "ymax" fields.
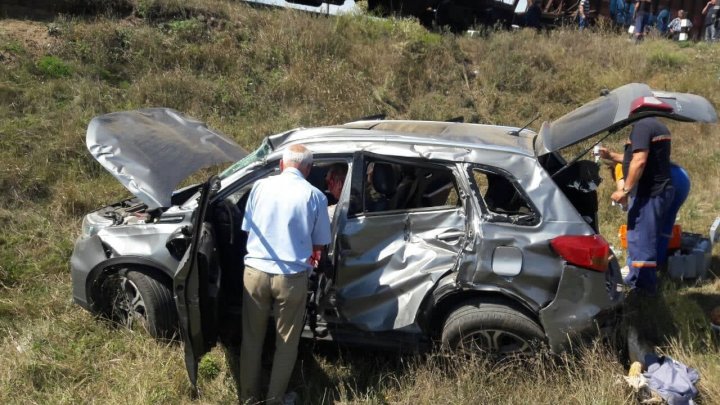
[
  {"xmin": 517, "ymin": 0, "xmax": 719, "ymax": 42},
  {"xmin": 604, "ymin": 0, "xmax": 718, "ymax": 41}
]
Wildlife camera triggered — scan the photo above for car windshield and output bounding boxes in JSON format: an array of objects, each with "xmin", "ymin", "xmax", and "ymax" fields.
[{"xmin": 218, "ymin": 137, "xmax": 272, "ymax": 179}]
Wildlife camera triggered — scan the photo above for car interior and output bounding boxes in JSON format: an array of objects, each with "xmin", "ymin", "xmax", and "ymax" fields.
[
  {"xmin": 539, "ymin": 152, "xmax": 601, "ymax": 233},
  {"xmin": 356, "ymin": 160, "xmax": 461, "ymax": 215},
  {"xmin": 469, "ymin": 167, "xmax": 538, "ymax": 226}
]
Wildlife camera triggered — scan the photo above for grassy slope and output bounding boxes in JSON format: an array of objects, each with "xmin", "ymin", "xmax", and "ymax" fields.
[{"xmin": 1, "ymin": 1, "xmax": 719, "ymax": 403}]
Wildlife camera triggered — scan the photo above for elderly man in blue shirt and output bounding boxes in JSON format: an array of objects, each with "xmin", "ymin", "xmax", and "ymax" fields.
[{"xmin": 240, "ymin": 144, "xmax": 331, "ymax": 405}]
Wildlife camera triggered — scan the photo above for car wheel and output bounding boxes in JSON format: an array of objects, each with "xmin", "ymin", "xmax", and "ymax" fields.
[
  {"xmin": 441, "ymin": 300, "xmax": 545, "ymax": 356},
  {"xmin": 103, "ymin": 268, "xmax": 178, "ymax": 340}
]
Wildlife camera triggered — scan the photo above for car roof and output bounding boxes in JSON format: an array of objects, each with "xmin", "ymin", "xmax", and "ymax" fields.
[{"xmin": 268, "ymin": 120, "xmax": 538, "ymax": 157}]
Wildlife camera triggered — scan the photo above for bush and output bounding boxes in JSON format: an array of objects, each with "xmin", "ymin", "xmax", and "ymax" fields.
[
  {"xmin": 198, "ymin": 355, "xmax": 221, "ymax": 380},
  {"xmin": 36, "ymin": 56, "xmax": 72, "ymax": 78}
]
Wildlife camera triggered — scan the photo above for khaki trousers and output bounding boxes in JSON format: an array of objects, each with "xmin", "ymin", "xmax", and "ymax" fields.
[{"xmin": 240, "ymin": 266, "xmax": 308, "ymax": 404}]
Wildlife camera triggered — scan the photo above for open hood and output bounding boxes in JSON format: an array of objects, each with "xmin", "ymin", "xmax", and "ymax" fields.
[
  {"xmin": 534, "ymin": 83, "xmax": 718, "ymax": 156},
  {"xmin": 86, "ymin": 108, "xmax": 248, "ymax": 209}
]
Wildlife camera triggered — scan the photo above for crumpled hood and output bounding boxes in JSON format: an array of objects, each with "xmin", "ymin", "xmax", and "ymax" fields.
[{"xmin": 86, "ymin": 108, "xmax": 247, "ymax": 209}]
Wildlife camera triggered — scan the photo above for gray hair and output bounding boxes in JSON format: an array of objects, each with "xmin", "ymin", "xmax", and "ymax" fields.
[{"xmin": 282, "ymin": 144, "xmax": 313, "ymax": 169}]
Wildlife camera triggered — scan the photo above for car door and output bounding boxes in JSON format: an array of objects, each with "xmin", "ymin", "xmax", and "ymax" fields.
[
  {"xmin": 174, "ymin": 177, "xmax": 222, "ymax": 391},
  {"xmin": 324, "ymin": 152, "xmax": 469, "ymax": 332}
]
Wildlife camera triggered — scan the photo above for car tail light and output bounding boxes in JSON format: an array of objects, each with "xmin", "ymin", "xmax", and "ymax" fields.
[
  {"xmin": 630, "ymin": 96, "xmax": 674, "ymax": 114},
  {"xmin": 550, "ymin": 235, "xmax": 610, "ymax": 272}
]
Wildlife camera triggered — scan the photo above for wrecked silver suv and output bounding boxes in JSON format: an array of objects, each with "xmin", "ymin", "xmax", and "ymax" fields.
[{"xmin": 70, "ymin": 84, "xmax": 716, "ymax": 386}]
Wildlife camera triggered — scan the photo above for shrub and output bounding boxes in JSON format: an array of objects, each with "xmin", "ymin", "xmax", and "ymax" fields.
[
  {"xmin": 36, "ymin": 56, "xmax": 72, "ymax": 78},
  {"xmin": 198, "ymin": 355, "xmax": 221, "ymax": 380}
]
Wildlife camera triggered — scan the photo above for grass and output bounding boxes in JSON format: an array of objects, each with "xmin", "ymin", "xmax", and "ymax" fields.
[
  {"xmin": 1, "ymin": 2, "xmax": 719, "ymax": 403},
  {"xmin": 36, "ymin": 55, "xmax": 73, "ymax": 78}
]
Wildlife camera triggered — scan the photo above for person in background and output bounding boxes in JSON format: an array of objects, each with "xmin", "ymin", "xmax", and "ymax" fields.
[
  {"xmin": 578, "ymin": 0, "xmax": 591, "ymax": 30},
  {"xmin": 600, "ymin": 117, "xmax": 675, "ymax": 295},
  {"xmin": 524, "ymin": 0, "xmax": 543, "ymax": 30},
  {"xmin": 668, "ymin": 9, "xmax": 693, "ymax": 39},
  {"xmin": 240, "ymin": 144, "xmax": 331, "ymax": 405},
  {"xmin": 656, "ymin": 164, "xmax": 690, "ymax": 268},
  {"xmin": 702, "ymin": 0, "xmax": 720, "ymax": 41},
  {"xmin": 611, "ymin": 0, "xmax": 631, "ymax": 27},
  {"xmin": 656, "ymin": 7, "xmax": 670, "ymax": 35},
  {"xmin": 325, "ymin": 163, "xmax": 347, "ymax": 218},
  {"xmin": 633, "ymin": 0, "xmax": 653, "ymax": 41}
]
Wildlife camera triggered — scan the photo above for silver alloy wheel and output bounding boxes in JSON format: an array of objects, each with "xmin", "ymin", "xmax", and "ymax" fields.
[
  {"xmin": 112, "ymin": 275, "xmax": 148, "ymax": 330},
  {"xmin": 461, "ymin": 329, "xmax": 531, "ymax": 354}
]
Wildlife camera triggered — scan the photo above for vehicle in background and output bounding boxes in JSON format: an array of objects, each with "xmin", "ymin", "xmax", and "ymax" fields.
[{"xmin": 242, "ymin": 0, "xmax": 360, "ymax": 15}]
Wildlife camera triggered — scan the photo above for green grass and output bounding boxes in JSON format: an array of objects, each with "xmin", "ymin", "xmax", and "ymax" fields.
[
  {"xmin": 1, "ymin": 2, "xmax": 719, "ymax": 403},
  {"xmin": 36, "ymin": 56, "xmax": 72, "ymax": 78}
]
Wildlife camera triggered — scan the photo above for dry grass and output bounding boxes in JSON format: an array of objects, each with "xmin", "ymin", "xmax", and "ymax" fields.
[{"xmin": 1, "ymin": 2, "xmax": 719, "ymax": 403}]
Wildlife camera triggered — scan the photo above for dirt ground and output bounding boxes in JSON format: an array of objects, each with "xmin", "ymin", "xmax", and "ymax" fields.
[{"xmin": 0, "ymin": 19, "xmax": 59, "ymax": 59}]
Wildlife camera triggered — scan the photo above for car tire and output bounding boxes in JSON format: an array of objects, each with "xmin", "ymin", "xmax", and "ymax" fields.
[
  {"xmin": 104, "ymin": 267, "xmax": 178, "ymax": 340},
  {"xmin": 441, "ymin": 300, "xmax": 545, "ymax": 356}
]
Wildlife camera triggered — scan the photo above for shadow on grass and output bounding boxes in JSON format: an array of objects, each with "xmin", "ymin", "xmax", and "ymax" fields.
[
  {"xmin": 623, "ymin": 291, "xmax": 678, "ymax": 352},
  {"xmin": 295, "ymin": 340, "xmax": 409, "ymax": 404},
  {"xmin": 222, "ymin": 337, "xmax": 414, "ymax": 404},
  {"xmin": 683, "ymin": 291, "xmax": 720, "ymax": 317},
  {"xmin": 662, "ymin": 263, "xmax": 718, "ymax": 323},
  {"xmin": 622, "ymin": 270, "xmax": 719, "ymax": 362}
]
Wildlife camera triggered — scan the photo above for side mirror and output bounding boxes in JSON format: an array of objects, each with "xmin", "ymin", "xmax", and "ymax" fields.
[{"xmin": 166, "ymin": 226, "xmax": 192, "ymax": 260}]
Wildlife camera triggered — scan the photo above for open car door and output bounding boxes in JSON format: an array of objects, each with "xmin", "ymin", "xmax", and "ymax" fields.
[
  {"xmin": 534, "ymin": 83, "xmax": 718, "ymax": 156},
  {"xmin": 174, "ymin": 177, "xmax": 222, "ymax": 392}
]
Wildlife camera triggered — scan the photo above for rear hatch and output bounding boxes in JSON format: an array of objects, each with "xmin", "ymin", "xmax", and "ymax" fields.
[{"xmin": 534, "ymin": 83, "xmax": 717, "ymax": 156}]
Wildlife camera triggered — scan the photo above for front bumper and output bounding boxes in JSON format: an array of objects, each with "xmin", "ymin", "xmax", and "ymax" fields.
[
  {"xmin": 70, "ymin": 235, "xmax": 108, "ymax": 311},
  {"xmin": 539, "ymin": 262, "xmax": 624, "ymax": 352}
]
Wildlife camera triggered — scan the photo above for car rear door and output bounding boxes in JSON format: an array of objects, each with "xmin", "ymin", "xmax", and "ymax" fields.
[{"xmin": 174, "ymin": 177, "xmax": 222, "ymax": 391}]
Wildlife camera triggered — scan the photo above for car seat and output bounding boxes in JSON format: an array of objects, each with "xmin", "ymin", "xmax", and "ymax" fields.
[{"xmin": 368, "ymin": 162, "xmax": 397, "ymax": 211}]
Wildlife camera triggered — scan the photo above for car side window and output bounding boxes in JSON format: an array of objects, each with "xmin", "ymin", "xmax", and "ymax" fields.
[
  {"xmin": 470, "ymin": 167, "xmax": 538, "ymax": 226},
  {"xmin": 363, "ymin": 160, "xmax": 461, "ymax": 214}
]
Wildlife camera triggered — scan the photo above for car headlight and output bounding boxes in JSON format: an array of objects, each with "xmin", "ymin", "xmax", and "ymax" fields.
[{"xmin": 81, "ymin": 211, "xmax": 115, "ymax": 239}]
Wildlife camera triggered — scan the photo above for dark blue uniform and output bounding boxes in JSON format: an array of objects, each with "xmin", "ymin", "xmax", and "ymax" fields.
[
  {"xmin": 656, "ymin": 164, "xmax": 690, "ymax": 266},
  {"xmin": 622, "ymin": 118, "xmax": 675, "ymax": 294}
]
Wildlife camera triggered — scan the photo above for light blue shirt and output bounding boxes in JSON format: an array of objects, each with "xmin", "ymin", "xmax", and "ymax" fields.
[{"xmin": 242, "ymin": 167, "xmax": 331, "ymax": 274}]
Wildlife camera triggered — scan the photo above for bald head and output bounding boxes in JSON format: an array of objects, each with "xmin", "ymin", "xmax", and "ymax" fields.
[{"xmin": 281, "ymin": 144, "xmax": 313, "ymax": 177}]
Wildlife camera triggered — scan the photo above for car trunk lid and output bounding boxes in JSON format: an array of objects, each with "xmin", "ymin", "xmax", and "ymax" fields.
[{"xmin": 534, "ymin": 83, "xmax": 718, "ymax": 156}]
